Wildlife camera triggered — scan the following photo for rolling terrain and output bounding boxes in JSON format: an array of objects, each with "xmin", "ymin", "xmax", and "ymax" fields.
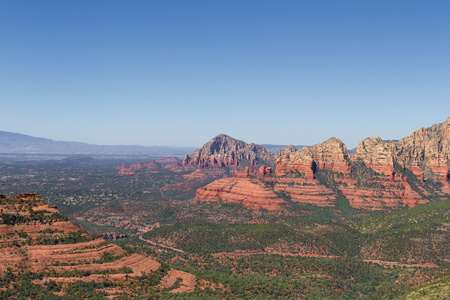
[{"xmin": 0, "ymin": 193, "xmax": 206, "ymax": 298}]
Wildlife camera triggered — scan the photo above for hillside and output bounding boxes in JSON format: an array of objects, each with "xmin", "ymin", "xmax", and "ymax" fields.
[
  {"xmin": 0, "ymin": 193, "xmax": 202, "ymax": 298},
  {"xmin": 140, "ymin": 198, "xmax": 449, "ymax": 299},
  {"xmin": 349, "ymin": 198, "xmax": 450, "ymax": 265}
]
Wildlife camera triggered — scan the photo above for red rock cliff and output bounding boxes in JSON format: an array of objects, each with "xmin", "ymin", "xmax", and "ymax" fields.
[{"xmin": 183, "ymin": 134, "xmax": 275, "ymax": 175}]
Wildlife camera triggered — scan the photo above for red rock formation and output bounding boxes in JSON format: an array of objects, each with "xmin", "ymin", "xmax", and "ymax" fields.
[
  {"xmin": 196, "ymin": 177, "xmax": 285, "ymax": 211},
  {"xmin": 235, "ymin": 167, "xmax": 250, "ymax": 178},
  {"xmin": 337, "ymin": 176, "xmax": 426, "ymax": 210},
  {"xmin": 407, "ymin": 166, "xmax": 424, "ymax": 182},
  {"xmin": 353, "ymin": 137, "xmax": 396, "ymax": 178},
  {"xmin": 14, "ymin": 193, "xmax": 44, "ymax": 201},
  {"xmin": 118, "ymin": 159, "xmax": 163, "ymax": 175},
  {"xmin": 183, "ymin": 134, "xmax": 275, "ymax": 174},
  {"xmin": 310, "ymin": 137, "xmax": 351, "ymax": 174},
  {"xmin": 258, "ymin": 165, "xmax": 273, "ymax": 178},
  {"xmin": 116, "ymin": 163, "xmax": 127, "ymax": 170},
  {"xmin": 338, "ymin": 137, "xmax": 427, "ymax": 209},
  {"xmin": 276, "ymin": 138, "xmax": 350, "ymax": 177},
  {"xmin": 273, "ymin": 177, "xmax": 336, "ymax": 207},
  {"xmin": 276, "ymin": 147, "xmax": 315, "ymax": 179},
  {"xmin": 396, "ymin": 117, "xmax": 450, "ymax": 192},
  {"xmin": 0, "ymin": 194, "xmax": 200, "ymax": 296},
  {"xmin": 196, "ymin": 118, "xmax": 450, "ymax": 212}
]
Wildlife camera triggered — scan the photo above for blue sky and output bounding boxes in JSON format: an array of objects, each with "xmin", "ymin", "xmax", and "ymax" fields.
[{"xmin": 1, "ymin": 1, "xmax": 449, "ymax": 148}]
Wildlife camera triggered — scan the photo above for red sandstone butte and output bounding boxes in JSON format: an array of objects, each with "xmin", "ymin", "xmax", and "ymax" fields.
[
  {"xmin": 118, "ymin": 159, "xmax": 163, "ymax": 175},
  {"xmin": 195, "ymin": 177, "xmax": 285, "ymax": 211}
]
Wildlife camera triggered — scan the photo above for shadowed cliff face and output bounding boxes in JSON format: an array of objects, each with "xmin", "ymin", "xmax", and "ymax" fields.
[{"xmin": 196, "ymin": 118, "xmax": 450, "ymax": 213}]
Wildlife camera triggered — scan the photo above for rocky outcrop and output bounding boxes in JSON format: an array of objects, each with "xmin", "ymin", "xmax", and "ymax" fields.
[
  {"xmin": 118, "ymin": 159, "xmax": 163, "ymax": 175},
  {"xmin": 348, "ymin": 137, "xmax": 427, "ymax": 209},
  {"xmin": 276, "ymin": 147, "xmax": 315, "ymax": 179},
  {"xmin": 273, "ymin": 177, "xmax": 336, "ymax": 207},
  {"xmin": 336, "ymin": 175, "xmax": 426, "ymax": 210},
  {"xmin": 14, "ymin": 193, "xmax": 44, "ymax": 201},
  {"xmin": 274, "ymin": 136, "xmax": 431, "ymax": 210},
  {"xmin": 309, "ymin": 137, "xmax": 351, "ymax": 174},
  {"xmin": 276, "ymin": 138, "xmax": 350, "ymax": 178},
  {"xmin": 396, "ymin": 117, "xmax": 450, "ymax": 192},
  {"xmin": 353, "ymin": 137, "xmax": 397, "ymax": 179},
  {"xmin": 195, "ymin": 118, "xmax": 450, "ymax": 212},
  {"xmin": 258, "ymin": 165, "xmax": 273, "ymax": 178},
  {"xmin": 0, "ymin": 194, "xmax": 199, "ymax": 296},
  {"xmin": 183, "ymin": 134, "xmax": 275, "ymax": 174},
  {"xmin": 196, "ymin": 177, "xmax": 285, "ymax": 211}
]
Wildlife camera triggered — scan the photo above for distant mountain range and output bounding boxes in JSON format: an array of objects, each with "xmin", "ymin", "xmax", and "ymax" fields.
[
  {"xmin": 0, "ymin": 131, "xmax": 197, "ymax": 156},
  {"xmin": 0, "ymin": 130, "xmax": 310, "ymax": 157}
]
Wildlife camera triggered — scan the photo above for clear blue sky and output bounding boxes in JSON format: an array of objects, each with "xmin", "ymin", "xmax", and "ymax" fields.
[{"xmin": 1, "ymin": 1, "xmax": 449, "ymax": 148}]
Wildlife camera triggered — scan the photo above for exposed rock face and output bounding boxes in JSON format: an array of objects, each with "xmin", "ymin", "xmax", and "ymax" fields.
[
  {"xmin": 276, "ymin": 147, "xmax": 315, "ymax": 179},
  {"xmin": 353, "ymin": 137, "xmax": 397, "ymax": 179},
  {"xmin": 196, "ymin": 118, "xmax": 450, "ymax": 212},
  {"xmin": 258, "ymin": 165, "xmax": 273, "ymax": 178},
  {"xmin": 273, "ymin": 177, "xmax": 336, "ymax": 207},
  {"xmin": 275, "ymin": 137, "xmax": 429, "ymax": 210},
  {"xmin": 183, "ymin": 134, "xmax": 275, "ymax": 174},
  {"xmin": 309, "ymin": 137, "xmax": 351, "ymax": 174},
  {"xmin": 276, "ymin": 138, "xmax": 350, "ymax": 177},
  {"xmin": 396, "ymin": 117, "xmax": 450, "ymax": 192},
  {"xmin": 196, "ymin": 177, "xmax": 285, "ymax": 211},
  {"xmin": 275, "ymin": 145, "xmax": 297, "ymax": 157},
  {"xmin": 347, "ymin": 138, "xmax": 426, "ymax": 210}
]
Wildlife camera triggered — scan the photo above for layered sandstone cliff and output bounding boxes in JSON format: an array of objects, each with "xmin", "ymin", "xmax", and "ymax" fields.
[
  {"xmin": 276, "ymin": 147, "xmax": 315, "ymax": 179},
  {"xmin": 353, "ymin": 137, "xmax": 396, "ymax": 178},
  {"xmin": 276, "ymin": 137, "xmax": 351, "ymax": 177},
  {"xmin": 196, "ymin": 177, "xmax": 285, "ymax": 211},
  {"xmin": 309, "ymin": 137, "xmax": 351, "ymax": 174},
  {"xmin": 396, "ymin": 117, "xmax": 450, "ymax": 192},
  {"xmin": 195, "ymin": 118, "xmax": 450, "ymax": 212}
]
